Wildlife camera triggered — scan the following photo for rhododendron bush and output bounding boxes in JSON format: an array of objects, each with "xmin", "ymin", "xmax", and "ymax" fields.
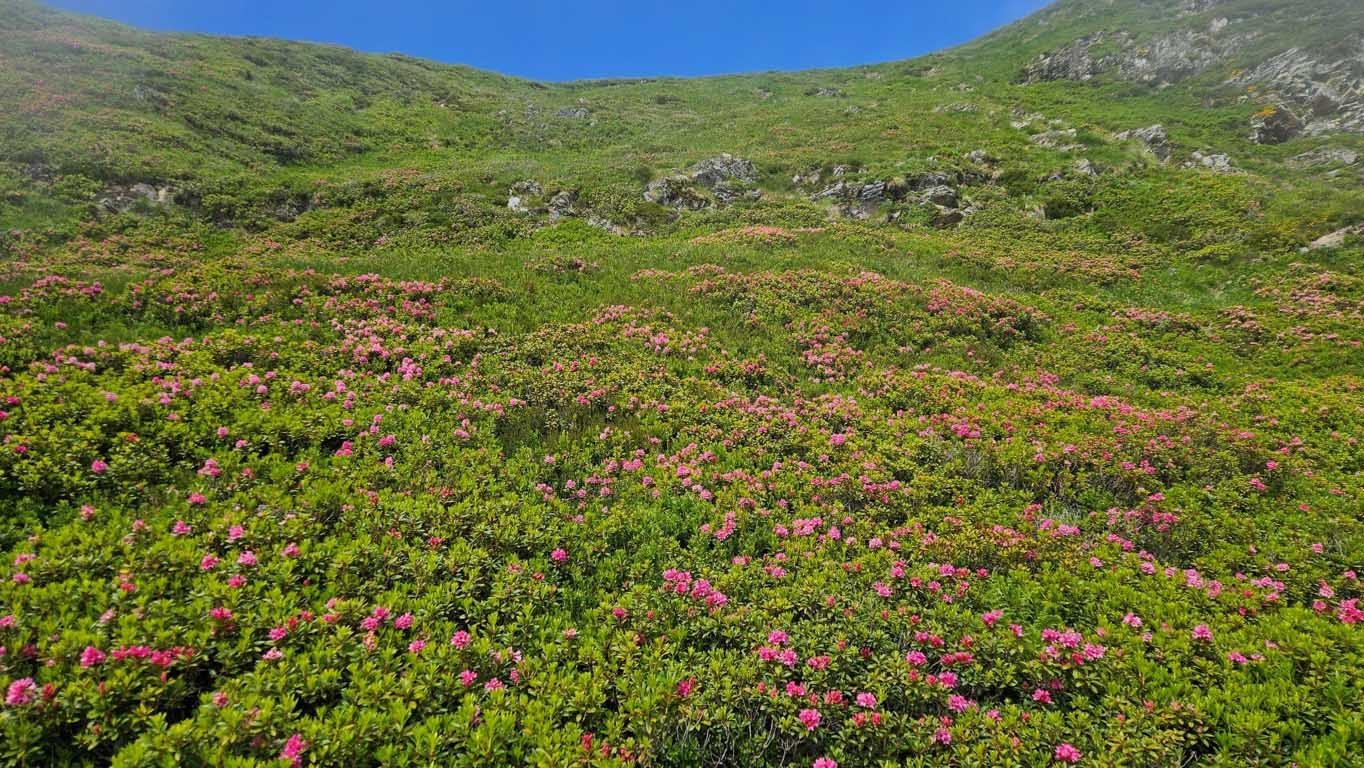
[{"xmin": 0, "ymin": 256, "xmax": 1361, "ymax": 767}]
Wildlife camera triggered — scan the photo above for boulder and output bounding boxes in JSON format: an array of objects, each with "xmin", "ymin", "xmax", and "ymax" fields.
[
  {"xmin": 1116, "ymin": 124, "xmax": 1172, "ymax": 161},
  {"xmin": 556, "ymin": 107, "xmax": 590, "ymax": 119},
  {"xmin": 1301, "ymin": 223, "xmax": 1364, "ymax": 251},
  {"xmin": 919, "ymin": 185, "xmax": 959, "ymax": 207},
  {"xmin": 1186, "ymin": 150, "xmax": 1234, "ymax": 172},
  {"xmin": 1251, "ymin": 105, "xmax": 1303, "ymax": 145},
  {"xmin": 547, "ymin": 190, "xmax": 578, "ymax": 220},
  {"xmin": 689, "ymin": 154, "xmax": 758, "ymax": 189},
  {"xmin": 644, "ymin": 176, "xmax": 709, "ymax": 210}
]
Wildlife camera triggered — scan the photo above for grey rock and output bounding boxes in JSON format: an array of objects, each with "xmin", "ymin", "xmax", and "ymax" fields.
[
  {"xmin": 919, "ymin": 185, "xmax": 959, "ymax": 207},
  {"xmin": 1229, "ymin": 44, "xmax": 1364, "ymax": 136},
  {"xmin": 1074, "ymin": 159, "xmax": 1098, "ymax": 176},
  {"xmin": 1117, "ymin": 124, "xmax": 1172, "ymax": 161},
  {"xmin": 1022, "ymin": 34, "xmax": 1103, "ymax": 83},
  {"xmin": 966, "ymin": 149, "xmax": 996, "ymax": 165},
  {"xmin": 931, "ymin": 207, "xmax": 964, "ymax": 228},
  {"xmin": 1301, "ymin": 223, "xmax": 1364, "ymax": 251},
  {"xmin": 1251, "ymin": 105, "xmax": 1304, "ymax": 145},
  {"xmin": 644, "ymin": 176, "xmax": 708, "ymax": 210},
  {"xmin": 808, "ymin": 87, "xmax": 846, "ymax": 98},
  {"xmin": 1287, "ymin": 147, "xmax": 1360, "ymax": 168},
  {"xmin": 19, "ymin": 162, "xmax": 54, "ymax": 184},
  {"xmin": 858, "ymin": 181, "xmax": 887, "ymax": 203},
  {"xmin": 556, "ymin": 107, "xmax": 590, "ymax": 119},
  {"xmin": 96, "ymin": 182, "xmax": 174, "ymax": 213},
  {"xmin": 1030, "ymin": 128, "xmax": 1079, "ymax": 149},
  {"xmin": 1186, "ymin": 150, "xmax": 1235, "ymax": 172},
  {"xmin": 689, "ymin": 154, "xmax": 758, "ymax": 189},
  {"xmin": 548, "ymin": 190, "xmax": 578, "ymax": 220}
]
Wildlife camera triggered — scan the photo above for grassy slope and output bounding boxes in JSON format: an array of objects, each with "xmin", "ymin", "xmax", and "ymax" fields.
[{"xmin": 0, "ymin": 1, "xmax": 1362, "ymax": 764}]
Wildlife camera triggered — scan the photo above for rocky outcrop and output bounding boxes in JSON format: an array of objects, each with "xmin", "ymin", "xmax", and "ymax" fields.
[
  {"xmin": 1030, "ymin": 128, "xmax": 1081, "ymax": 151},
  {"xmin": 96, "ymin": 182, "xmax": 175, "ymax": 213},
  {"xmin": 1116, "ymin": 125, "xmax": 1172, "ymax": 161},
  {"xmin": 1022, "ymin": 34, "xmax": 1104, "ymax": 83},
  {"xmin": 643, "ymin": 154, "xmax": 759, "ymax": 209},
  {"xmin": 1185, "ymin": 150, "xmax": 1235, "ymax": 172},
  {"xmin": 689, "ymin": 154, "xmax": 758, "ymax": 189},
  {"xmin": 547, "ymin": 190, "xmax": 578, "ymax": 220},
  {"xmin": 507, "ymin": 180, "xmax": 543, "ymax": 213},
  {"xmin": 1287, "ymin": 147, "xmax": 1359, "ymax": 168},
  {"xmin": 556, "ymin": 107, "xmax": 590, "ymax": 119},
  {"xmin": 644, "ymin": 176, "xmax": 710, "ymax": 210},
  {"xmin": 1251, "ymin": 104, "xmax": 1304, "ymax": 144},
  {"xmin": 1229, "ymin": 43, "xmax": 1364, "ymax": 136}
]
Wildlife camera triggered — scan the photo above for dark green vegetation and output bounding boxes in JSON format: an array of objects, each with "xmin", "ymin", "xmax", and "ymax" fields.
[{"xmin": 1, "ymin": 0, "xmax": 1362, "ymax": 766}]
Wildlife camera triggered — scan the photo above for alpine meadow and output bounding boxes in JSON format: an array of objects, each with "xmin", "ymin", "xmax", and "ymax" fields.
[{"xmin": 1, "ymin": 0, "xmax": 1363, "ymax": 765}]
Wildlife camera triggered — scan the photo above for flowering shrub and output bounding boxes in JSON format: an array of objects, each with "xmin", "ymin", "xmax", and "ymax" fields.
[{"xmin": 0, "ymin": 257, "xmax": 1361, "ymax": 768}]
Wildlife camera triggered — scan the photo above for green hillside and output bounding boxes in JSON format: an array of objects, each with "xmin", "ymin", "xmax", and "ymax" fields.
[{"xmin": 1, "ymin": 0, "xmax": 1362, "ymax": 765}]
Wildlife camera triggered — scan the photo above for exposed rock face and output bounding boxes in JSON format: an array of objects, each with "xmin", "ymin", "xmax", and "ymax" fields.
[
  {"xmin": 807, "ymin": 87, "xmax": 845, "ymax": 98},
  {"xmin": 1074, "ymin": 158, "xmax": 1098, "ymax": 176},
  {"xmin": 556, "ymin": 107, "xmax": 590, "ymax": 119},
  {"xmin": 1117, "ymin": 124, "xmax": 1172, "ymax": 161},
  {"xmin": 1229, "ymin": 43, "xmax": 1364, "ymax": 136},
  {"xmin": 1024, "ymin": 20, "xmax": 1364, "ymax": 138},
  {"xmin": 1022, "ymin": 28, "xmax": 1239, "ymax": 86},
  {"xmin": 1022, "ymin": 34, "xmax": 1104, "ymax": 83},
  {"xmin": 689, "ymin": 154, "xmax": 758, "ymax": 189},
  {"xmin": 642, "ymin": 154, "xmax": 759, "ymax": 209},
  {"xmin": 1251, "ymin": 104, "xmax": 1304, "ymax": 144}
]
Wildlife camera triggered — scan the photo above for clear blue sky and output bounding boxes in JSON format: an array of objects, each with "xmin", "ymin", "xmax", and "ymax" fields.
[{"xmin": 43, "ymin": 0, "xmax": 1053, "ymax": 81}]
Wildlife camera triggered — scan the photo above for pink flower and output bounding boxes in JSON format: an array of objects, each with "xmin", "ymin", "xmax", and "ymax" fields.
[
  {"xmin": 450, "ymin": 630, "xmax": 471, "ymax": 649},
  {"xmin": 212, "ymin": 691, "xmax": 229, "ymax": 708},
  {"xmin": 1192, "ymin": 624, "xmax": 1213, "ymax": 642},
  {"xmin": 187, "ymin": 492, "xmax": 207, "ymax": 506},
  {"xmin": 813, "ymin": 759, "xmax": 838, "ymax": 768},
  {"xmin": 484, "ymin": 677, "xmax": 504, "ymax": 691},
  {"xmin": 282, "ymin": 542, "xmax": 301, "ymax": 558},
  {"xmin": 280, "ymin": 733, "xmax": 309, "ymax": 767},
  {"xmin": 408, "ymin": 639, "xmax": 426, "ymax": 654},
  {"xmin": 79, "ymin": 647, "xmax": 106, "ymax": 667},
  {"xmin": 855, "ymin": 692, "xmax": 877, "ymax": 709},
  {"xmin": 459, "ymin": 669, "xmax": 477, "ymax": 686},
  {"xmin": 981, "ymin": 609, "xmax": 1003, "ymax": 627},
  {"xmin": 393, "ymin": 613, "xmax": 414, "ymax": 630},
  {"xmin": 551, "ymin": 548, "xmax": 568, "ymax": 563},
  {"xmin": 236, "ymin": 550, "xmax": 257, "ymax": 567},
  {"xmin": 172, "ymin": 520, "xmax": 192, "ymax": 536},
  {"xmin": 1054, "ymin": 743, "xmax": 1082, "ymax": 763},
  {"xmin": 798, "ymin": 708, "xmax": 821, "ymax": 730},
  {"xmin": 90, "ymin": 459, "xmax": 108, "ymax": 474},
  {"xmin": 677, "ymin": 678, "xmax": 695, "ymax": 697},
  {"xmin": 5, "ymin": 678, "xmax": 37, "ymax": 707}
]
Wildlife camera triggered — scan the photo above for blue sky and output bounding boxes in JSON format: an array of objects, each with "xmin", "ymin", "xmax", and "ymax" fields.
[{"xmin": 44, "ymin": 0, "xmax": 1052, "ymax": 81}]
